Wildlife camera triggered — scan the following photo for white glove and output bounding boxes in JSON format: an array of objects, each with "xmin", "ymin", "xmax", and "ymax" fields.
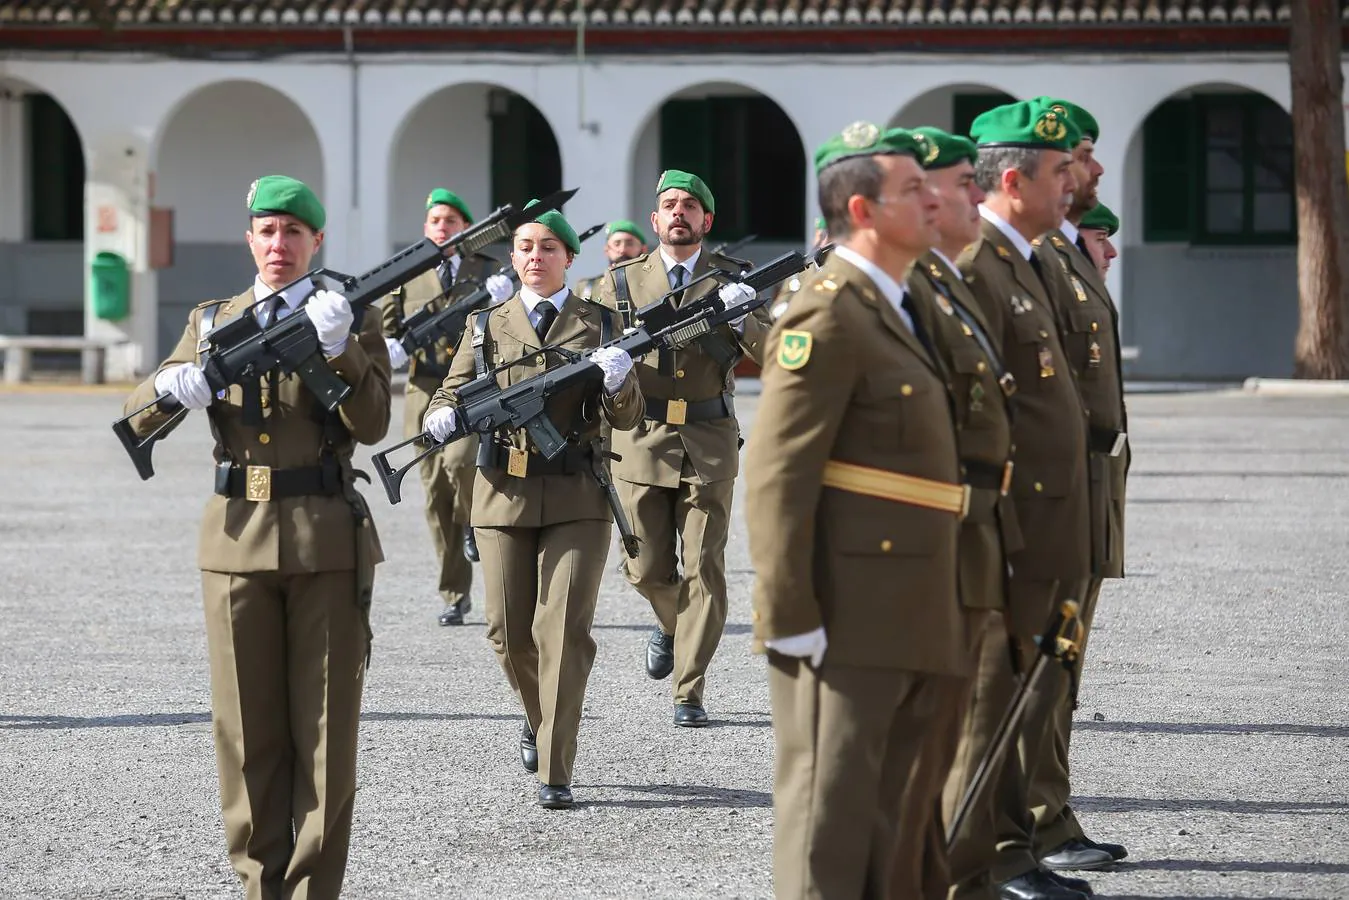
[
  {"xmin": 384, "ymin": 337, "xmax": 409, "ymax": 370},
  {"xmin": 591, "ymin": 346, "xmax": 635, "ymax": 395},
  {"xmin": 154, "ymin": 363, "xmax": 214, "ymax": 410},
  {"xmin": 485, "ymin": 273, "xmax": 515, "ymax": 302},
  {"xmin": 423, "ymin": 407, "xmax": 459, "ymax": 443},
  {"xmin": 720, "ymin": 282, "xmax": 757, "ymax": 329},
  {"xmin": 305, "ymin": 289, "xmax": 354, "ymax": 356},
  {"xmin": 765, "ymin": 626, "xmax": 828, "ymax": 669}
]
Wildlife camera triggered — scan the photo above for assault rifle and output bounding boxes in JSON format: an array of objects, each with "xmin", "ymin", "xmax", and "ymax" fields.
[
  {"xmin": 112, "ymin": 188, "xmax": 578, "ymax": 480},
  {"xmin": 710, "ymin": 234, "xmax": 756, "ymax": 258},
  {"xmin": 394, "ymin": 222, "xmax": 604, "ymax": 361},
  {"xmin": 371, "ymin": 245, "xmax": 828, "ymax": 509}
]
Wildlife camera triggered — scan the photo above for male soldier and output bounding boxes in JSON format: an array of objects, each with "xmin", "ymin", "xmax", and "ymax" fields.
[
  {"xmin": 1076, "ymin": 203, "xmax": 1119, "ymax": 277},
  {"xmin": 952, "ymin": 99, "xmax": 1094, "ymax": 900},
  {"xmin": 381, "ymin": 188, "xmax": 513, "ymax": 626},
  {"xmin": 575, "ymin": 219, "xmax": 648, "ymax": 299},
  {"xmin": 1029, "ymin": 100, "xmax": 1130, "ymax": 874},
  {"xmin": 898, "ymin": 125, "xmax": 1020, "ymax": 900},
  {"xmin": 593, "ymin": 170, "xmax": 771, "ymax": 727},
  {"xmin": 122, "ymin": 175, "xmax": 391, "ymax": 898},
  {"xmin": 746, "ymin": 122, "xmax": 966, "ymax": 899}
]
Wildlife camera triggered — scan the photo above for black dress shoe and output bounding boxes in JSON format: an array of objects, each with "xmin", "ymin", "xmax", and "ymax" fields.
[
  {"xmin": 538, "ymin": 784, "xmax": 573, "ymax": 809},
  {"xmin": 438, "ymin": 597, "xmax": 472, "ymax": 627},
  {"xmin": 645, "ymin": 628, "xmax": 674, "ymax": 680},
  {"xmin": 520, "ymin": 725, "xmax": 538, "ymax": 773},
  {"xmin": 1079, "ymin": 835, "xmax": 1128, "ymax": 861},
  {"xmin": 1045, "ymin": 870, "xmax": 1094, "ymax": 895},
  {"xmin": 673, "ymin": 704, "xmax": 708, "ymax": 727},
  {"xmin": 462, "ymin": 529, "xmax": 480, "ymax": 563},
  {"xmin": 997, "ymin": 869, "xmax": 1088, "ymax": 900},
  {"xmin": 1041, "ymin": 839, "xmax": 1115, "ymax": 871}
]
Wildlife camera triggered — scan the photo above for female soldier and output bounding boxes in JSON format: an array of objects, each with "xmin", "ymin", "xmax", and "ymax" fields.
[
  {"xmin": 423, "ymin": 203, "xmax": 643, "ymax": 809},
  {"xmin": 121, "ymin": 175, "xmax": 390, "ymax": 898}
]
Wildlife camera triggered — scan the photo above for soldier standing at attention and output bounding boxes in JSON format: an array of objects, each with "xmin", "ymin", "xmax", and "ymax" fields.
[
  {"xmin": 122, "ymin": 175, "xmax": 391, "ymax": 899},
  {"xmin": 897, "ymin": 125, "xmax": 1021, "ymax": 900},
  {"xmin": 1075, "ymin": 203, "xmax": 1119, "ymax": 277},
  {"xmin": 746, "ymin": 123, "xmax": 966, "ymax": 899},
  {"xmin": 423, "ymin": 203, "xmax": 643, "ymax": 810},
  {"xmin": 381, "ymin": 188, "xmax": 514, "ymax": 626},
  {"xmin": 574, "ymin": 219, "xmax": 649, "ymax": 299},
  {"xmin": 593, "ymin": 170, "xmax": 771, "ymax": 728},
  {"xmin": 951, "ymin": 99, "xmax": 1094, "ymax": 900},
  {"xmin": 1029, "ymin": 100, "xmax": 1130, "ymax": 874}
]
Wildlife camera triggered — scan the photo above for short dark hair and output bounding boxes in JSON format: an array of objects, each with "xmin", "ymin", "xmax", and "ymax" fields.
[
  {"xmin": 974, "ymin": 146, "xmax": 1042, "ymax": 195},
  {"xmin": 818, "ymin": 155, "xmax": 885, "ymax": 240}
]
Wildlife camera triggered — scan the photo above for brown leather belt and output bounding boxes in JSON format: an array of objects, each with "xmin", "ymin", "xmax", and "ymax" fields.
[
  {"xmin": 961, "ymin": 459, "xmax": 1014, "ymax": 496},
  {"xmin": 478, "ymin": 441, "xmax": 591, "ymax": 478},
  {"xmin": 216, "ymin": 463, "xmax": 342, "ymax": 502}
]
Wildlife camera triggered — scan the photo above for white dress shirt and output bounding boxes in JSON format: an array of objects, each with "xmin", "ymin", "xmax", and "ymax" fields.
[
  {"xmin": 1058, "ymin": 218, "xmax": 1080, "ymax": 248},
  {"xmin": 519, "ymin": 284, "xmax": 570, "ymax": 333},
  {"xmin": 979, "ymin": 205, "xmax": 1035, "ymax": 261},
  {"xmin": 659, "ymin": 246, "xmax": 702, "ymax": 288},
  {"xmin": 833, "ymin": 245, "xmax": 915, "ymax": 333},
  {"xmin": 252, "ymin": 275, "xmax": 315, "ymax": 327},
  {"xmin": 931, "ymin": 248, "xmax": 964, "ymax": 282}
]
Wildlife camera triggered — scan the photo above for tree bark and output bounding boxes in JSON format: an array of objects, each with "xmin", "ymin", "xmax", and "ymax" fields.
[{"xmin": 1290, "ymin": 3, "xmax": 1349, "ymax": 378}]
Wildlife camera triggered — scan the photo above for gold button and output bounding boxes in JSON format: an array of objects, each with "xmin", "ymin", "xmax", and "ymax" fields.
[
  {"xmin": 1034, "ymin": 481, "xmax": 1043, "ymax": 492},
  {"xmin": 676, "ymin": 369, "xmax": 686, "ymax": 378},
  {"xmin": 901, "ymin": 384, "xmax": 914, "ymax": 396},
  {"xmin": 880, "ymin": 539, "xmax": 892, "ymax": 552},
  {"xmin": 1091, "ymin": 322, "xmax": 1099, "ymax": 332},
  {"xmin": 1039, "ymin": 329, "xmax": 1049, "ymax": 339},
  {"xmin": 260, "ymin": 395, "xmax": 270, "ymax": 408},
  {"xmin": 258, "ymin": 433, "xmax": 271, "ymax": 445},
  {"xmin": 976, "ymin": 361, "xmax": 986, "ymax": 373}
]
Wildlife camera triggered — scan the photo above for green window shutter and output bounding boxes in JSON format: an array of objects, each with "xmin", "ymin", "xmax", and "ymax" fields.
[
  {"xmin": 490, "ymin": 94, "xmax": 561, "ymax": 211},
  {"xmin": 26, "ymin": 94, "xmax": 85, "ymax": 242},
  {"xmin": 659, "ymin": 99, "xmax": 714, "ymax": 192},
  {"xmin": 951, "ymin": 92, "xmax": 1014, "ymax": 139},
  {"xmin": 1142, "ymin": 98, "xmax": 1194, "ymax": 242}
]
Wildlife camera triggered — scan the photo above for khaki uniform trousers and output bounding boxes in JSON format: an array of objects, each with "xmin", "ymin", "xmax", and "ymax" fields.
[
  {"xmin": 476, "ymin": 520, "xmax": 611, "ymax": 786},
  {"xmin": 769, "ymin": 655, "xmax": 948, "ymax": 900},
  {"xmin": 1030, "ymin": 577, "xmax": 1105, "ymax": 855},
  {"xmin": 946, "ymin": 580, "xmax": 1083, "ymax": 897},
  {"xmin": 898, "ymin": 609, "xmax": 1002, "ymax": 900},
  {"xmin": 618, "ymin": 458, "xmax": 734, "ymax": 707},
  {"xmin": 405, "ymin": 387, "xmax": 474, "ymax": 606},
  {"xmin": 201, "ymin": 569, "xmax": 369, "ymax": 900}
]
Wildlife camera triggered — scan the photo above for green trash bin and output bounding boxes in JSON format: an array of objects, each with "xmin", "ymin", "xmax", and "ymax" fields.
[{"xmin": 91, "ymin": 251, "xmax": 130, "ymax": 321}]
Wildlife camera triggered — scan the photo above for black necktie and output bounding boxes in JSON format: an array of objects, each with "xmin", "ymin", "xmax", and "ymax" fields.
[
  {"xmin": 669, "ymin": 264, "xmax": 688, "ymax": 304},
  {"xmin": 437, "ymin": 260, "xmax": 454, "ymax": 295},
  {"xmin": 1075, "ymin": 235, "xmax": 1090, "ymax": 258},
  {"xmin": 534, "ymin": 302, "xmax": 558, "ymax": 342},
  {"xmin": 900, "ymin": 292, "xmax": 936, "ymax": 362},
  {"xmin": 1028, "ymin": 253, "xmax": 1047, "ymax": 289}
]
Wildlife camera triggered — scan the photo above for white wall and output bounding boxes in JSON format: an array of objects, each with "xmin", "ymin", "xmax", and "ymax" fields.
[
  {"xmin": 888, "ymin": 82, "xmax": 1010, "ymax": 131},
  {"xmin": 387, "ymin": 83, "xmax": 494, "ymax": 247},
  {"xmin": 0, "ymin": 85, "xmax": 27, "ymax": 243}
]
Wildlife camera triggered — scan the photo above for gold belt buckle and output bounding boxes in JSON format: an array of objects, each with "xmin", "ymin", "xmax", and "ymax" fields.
[
  {"xmin": 666, "ymin": 399, "xmax": 688, "ymax": 426},
  {"xmin": 245, "ymin": 465, "xmax": 272, "ymax": 502},
  {"xmin": 506, "ymin": 447, "xmax": 530, "ymax": 478},
  {"xmin": 1000, "ymin": 461, "xmax": 1015, "ymax": 496}
]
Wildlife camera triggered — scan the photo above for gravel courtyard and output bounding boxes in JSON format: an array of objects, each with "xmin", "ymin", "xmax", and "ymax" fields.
[{"xmin": 1, "ymin": 385, "xmax": 1346, "ymax": 899}]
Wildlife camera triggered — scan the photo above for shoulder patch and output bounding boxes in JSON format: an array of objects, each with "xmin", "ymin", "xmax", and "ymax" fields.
[{"xmin": 777, "ymin": 329, "xmax": 814, "ymax": 371}]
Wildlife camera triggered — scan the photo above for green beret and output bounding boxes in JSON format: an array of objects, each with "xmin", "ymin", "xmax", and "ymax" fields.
[
  {"xmin": 425, "ymin": 188, "xmax": 475, "ymax": 224},
  {"xmin": 1078, "ymin": 202, "xmax": 1119, "ymax": 237},
  {"xmin": 247, "ymin": 175, "xmax": 325, "ymax": 231},
  {"xmin": 656, "ymin": 169, "xmax": 715, "ymax": 215},
  {"xmin": 969, "ymin": 99, "xmax": 1082, "ymax": 152},
  {"xmin": 606, "ymin": 219, "xmax": 648, "ymax": 245},
  {"xmin": 523, "ymin": 198, "xmax": 580, "ymax": 253},
  {"xmin": 910, "ymin": 126, "xmax": 978, "ymax": 170},
  {"xmin": 816, "ymin": 121, "xmax": 925, "ymax": 175},
  {"xmin": 1036, "ymin": 97, "xmax": 1099, "ymax": 143}
]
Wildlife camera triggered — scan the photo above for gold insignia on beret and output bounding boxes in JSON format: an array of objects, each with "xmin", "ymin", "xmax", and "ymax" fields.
[
  {"xmin": 246, "ymin": 179, "xmax": 259, "ymax": 208},
  {"xmin": 425, "ymin": 191, "xmax": 435, "ymax": 207},
  {"xmin": 841, "ymin": 121, "xmax": 880, "ymax": 150},
  {"xmin": 1033, "ymin": 111, "xmax": 1068, "ymax": 143},
  {"xmin": 778, "ymin": 330, "xmax": 814, "ymax": 371},
  {"xmin": 1051, "ymin": 103, "xmax": 1069, "ymax": 117},
  {"xmin": 923, "ymin": 139, "xmax": 941, "ymax": 166}
]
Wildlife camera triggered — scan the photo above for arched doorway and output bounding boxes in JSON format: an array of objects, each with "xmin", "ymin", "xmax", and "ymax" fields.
[
  {"xmin": 153, "ymin": 80, "xmax": 325, "ymax": 358},
  {"xmin": 0, "ymin": 78, "xmax": 86, "ymax": 347},
  {"xmin": 888, "ymin": 83, "xmax": 1016, "ymax": 137},
  {"xmin": 387, "ymin": 83, "xmax": 561, "ymax": 249},
  {"xmin": 629, "ymin": 82, "xmax": 806, "ymax": 259},
  {"xmin": 1121, "ymin": 83, "xmax": 1295, "ymax": 379}
]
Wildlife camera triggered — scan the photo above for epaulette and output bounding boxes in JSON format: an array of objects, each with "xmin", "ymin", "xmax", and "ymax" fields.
[
  {"xmin": 811, "ymin": 271, "xmax": 846, "ymax": 295},
  {"xmin": 194, "ymin": 298, "xmax": 229, "ymax": 311},
  {"xmin": 612, "ymin": 252, "xmax": 649, "ymax": 271}
]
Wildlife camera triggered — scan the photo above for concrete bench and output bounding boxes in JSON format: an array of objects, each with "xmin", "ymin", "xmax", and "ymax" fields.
[{"xmin": 0, "ymin": 336, "xmax": 116, "ymax": 385}]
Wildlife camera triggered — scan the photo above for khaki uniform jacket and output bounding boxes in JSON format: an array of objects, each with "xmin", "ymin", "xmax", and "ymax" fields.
[
  {"xmin": 1034, "ymin": 229, "xmax": 1127, "ymax": 578},
  {"xmin": 380, "ymin": 252, "xmax": 496, "ymax": 467},
  {"xmin": 123, "ymin": 288, "xmax": 392, "ymax": 574},
  {"xmin": 574, "ymin": 274, "xmax": 602, "ymax": 300},
  {"xmin": 958, "ymin": 221, "xmax": 1090, "ymax": 584},
  {"xmin": 746, "ymin": 256, "xmax": 965, "ymax": 675},
  {"xmin": 427, "ymin": 292, "xmax": 644, "ymax": 528},
  {"xmin": 593, "ymin": 248, "xmax": 772, "ymax": 488},
  {"xmin": 906, "ymin": 251, "xmax": 1021, "ymax": 612}
]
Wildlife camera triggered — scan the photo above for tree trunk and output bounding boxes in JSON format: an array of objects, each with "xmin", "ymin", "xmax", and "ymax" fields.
[{"xmin": 1291, "ymin": 4, "xmax": 1349, "ymax": 378}]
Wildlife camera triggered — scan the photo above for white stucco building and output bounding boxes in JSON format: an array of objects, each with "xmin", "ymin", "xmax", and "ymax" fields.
[{"xmin": 0, "ymin": 0, "xmax": 1341, "ymax": 378}]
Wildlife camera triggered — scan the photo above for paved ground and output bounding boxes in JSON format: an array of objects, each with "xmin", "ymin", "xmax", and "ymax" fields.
[{"xmin": 1, "ymin": 385, "xmax": 1347, "ymax": 899}]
